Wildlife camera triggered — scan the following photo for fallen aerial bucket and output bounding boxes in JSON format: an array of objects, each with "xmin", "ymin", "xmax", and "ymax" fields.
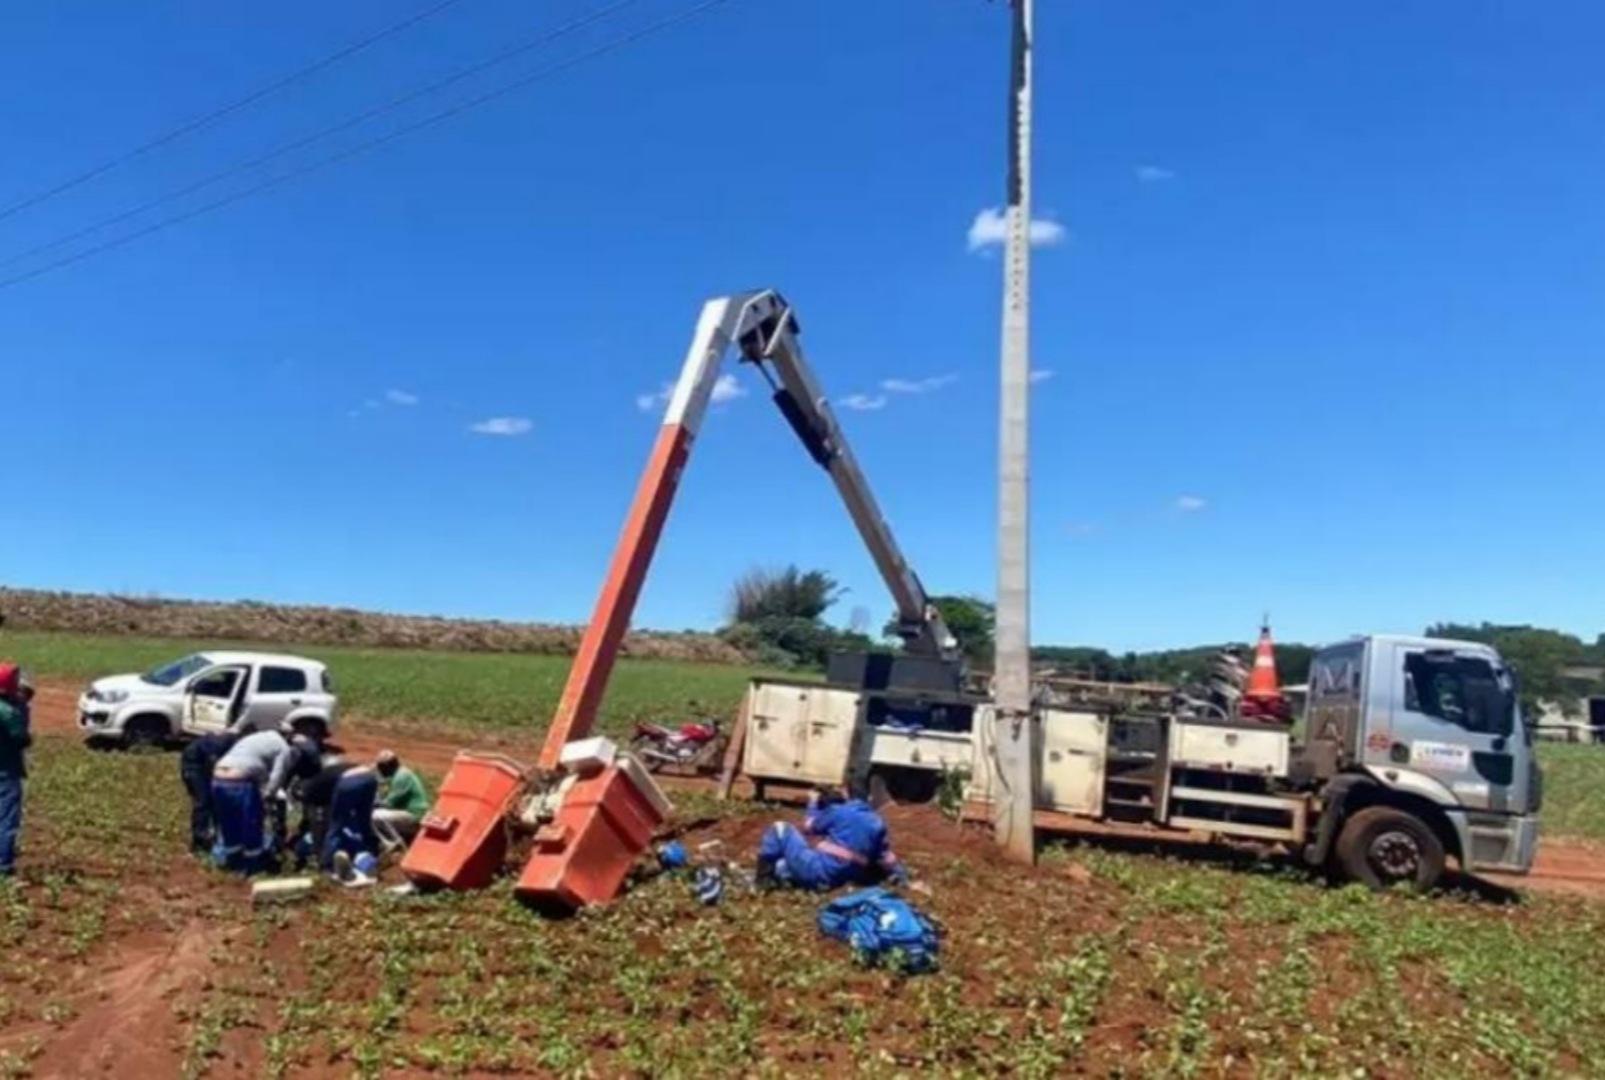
[
  {"xmin": 402, "ymin": 752, "xmax": 527, "ymax": 891},
  {"xmin": 515, "ymin": 754, "xmax": 673, "ymax": 913}
]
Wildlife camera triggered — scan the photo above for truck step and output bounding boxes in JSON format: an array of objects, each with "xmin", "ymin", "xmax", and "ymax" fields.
[{"xmin": 1104, "ymin": 795, "xmax": 1154, "ymax": 808}]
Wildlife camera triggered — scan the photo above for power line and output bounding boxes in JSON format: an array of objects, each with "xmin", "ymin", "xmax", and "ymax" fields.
[
  {"xmin": 0, "ymin": 0, "xmax": 736, "ymax": 294},
  {"xmin": 0, "ymin": 0, "xmax": 643, "ymax": 271},
  {"xmin": 0, "ymin": 0, "xmax": 473, "ymax": 225}
]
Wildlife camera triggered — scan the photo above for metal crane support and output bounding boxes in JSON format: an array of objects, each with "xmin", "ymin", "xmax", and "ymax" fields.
[{"xmin": 538, "ymin": 290, "xmax": 958, "ymax": 770}]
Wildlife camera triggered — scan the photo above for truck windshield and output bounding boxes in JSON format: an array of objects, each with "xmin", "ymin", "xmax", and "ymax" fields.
[
  {"xmin": 142, "ymin": 654, "xmax": 213, "ymax": 687},
  {"xmin": 1403, "ymin": 653, "xmax": 1514, "ymax": 738}
]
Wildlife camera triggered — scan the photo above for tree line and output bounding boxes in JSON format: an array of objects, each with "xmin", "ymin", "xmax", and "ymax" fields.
[{"xmin": 721, "ymin": 566, "xmax": 1605, "ymax": 714}]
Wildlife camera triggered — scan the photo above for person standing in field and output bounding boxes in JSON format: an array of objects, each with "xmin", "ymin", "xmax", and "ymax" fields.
[
  {"xmin": 0, "ymin": 664, "xmax": 33, "ymax": 879},
  {"xmin": 372, "ymin": 750, "xmax": 430, "ymax": 853},
  {"xmin": 179, "ymin": 729, "xmax": 241, "ymax": 855}
]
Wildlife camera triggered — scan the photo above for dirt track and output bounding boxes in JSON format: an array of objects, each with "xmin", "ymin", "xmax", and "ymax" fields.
[{"xmin": 30, "ymin": 679, "xmax": 1605, "ymax": 899}]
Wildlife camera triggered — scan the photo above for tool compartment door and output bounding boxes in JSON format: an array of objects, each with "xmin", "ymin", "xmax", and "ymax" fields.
[
  {"xmin": 742, "ymin": 683, "xmax": 812, "ymax": 782},
  {"xmin": 1036, "ymin": 709, "xmax": 1107, "ymax": 815},
  {"xmin": 800, "ymin": 687, "xmax": 859, "ymax": 786}
]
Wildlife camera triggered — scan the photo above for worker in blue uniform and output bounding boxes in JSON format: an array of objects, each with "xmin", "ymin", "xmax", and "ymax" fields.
[{"xmin": 755, "ymin": 787, "xmax": 907, "ymax": 891}]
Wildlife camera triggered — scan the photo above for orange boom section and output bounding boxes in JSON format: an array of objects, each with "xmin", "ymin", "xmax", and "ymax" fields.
[{"xmin": 537, "ymin": 422, "xmax": 695, "ymax": 771}]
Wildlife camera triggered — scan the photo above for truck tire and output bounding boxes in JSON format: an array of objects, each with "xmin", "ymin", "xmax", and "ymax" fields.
[
  {"xmin": 1334, "ymin": 806, "xmax": 1445, "ymax": 891},
  {"xmin": 123, "ymin": 715, "xmax": 170, "ymax": 752}
]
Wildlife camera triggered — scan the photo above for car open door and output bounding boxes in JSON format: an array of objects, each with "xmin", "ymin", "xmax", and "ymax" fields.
[{"xmin": 184, "ymin": 666, "xmax": 247, "ymax": 734}]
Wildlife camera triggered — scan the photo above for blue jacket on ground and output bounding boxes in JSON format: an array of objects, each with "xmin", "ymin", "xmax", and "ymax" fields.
[{"xmin": 757, "ymin": 798, "xmax": 901, "ymax": 891}]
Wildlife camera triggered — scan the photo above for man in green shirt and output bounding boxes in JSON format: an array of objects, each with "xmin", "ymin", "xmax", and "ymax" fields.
[{"xmin": 372, "ymin": 750, "xmax": 430, "ymax": 853}]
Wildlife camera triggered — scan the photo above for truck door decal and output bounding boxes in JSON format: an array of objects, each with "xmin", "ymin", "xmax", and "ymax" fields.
[{"xmin": 1408, "ymin": 740, "xmax": 1470, "ymax": 772}]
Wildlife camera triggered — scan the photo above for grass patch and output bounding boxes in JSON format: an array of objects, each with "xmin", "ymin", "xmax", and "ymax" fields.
[
  {"xmin": 1, "ymin": 628, "xmax": 777, "ymax": 739},
  {"xmin": 1535, "ymin": 742, "xmax": 1605, "ymax": 842}
]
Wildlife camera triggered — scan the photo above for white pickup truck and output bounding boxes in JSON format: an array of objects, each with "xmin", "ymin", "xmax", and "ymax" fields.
[{"xmin": 77, "ymin": 650, "xmax": 339, "ymax": 748}]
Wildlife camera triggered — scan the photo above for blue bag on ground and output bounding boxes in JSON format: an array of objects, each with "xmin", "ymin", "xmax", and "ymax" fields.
[{"xmin": 817, "ymin": 888, "xmax": 940, "ymax": 974}]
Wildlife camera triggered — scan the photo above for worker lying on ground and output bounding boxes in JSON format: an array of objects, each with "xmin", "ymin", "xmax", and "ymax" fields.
[
  {"xmin": 179, "ymin": 730, "xmax": 241, "ymax": 855},
  {"xmin": 210, "ymin": 728, "xmax": 320, "ymax": 873},
  {"xmin": 755, "ymin": 787, "xmax": 907, "ymax": 891},
  {"xmin": 372, "ymin": 749, "xmax": 430, "ymax": 853}
]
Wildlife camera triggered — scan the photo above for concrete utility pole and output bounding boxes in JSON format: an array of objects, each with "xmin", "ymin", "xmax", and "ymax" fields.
[{"xmin": 992, "ymin": 0, "xmax": 1037, "ymax": 863}]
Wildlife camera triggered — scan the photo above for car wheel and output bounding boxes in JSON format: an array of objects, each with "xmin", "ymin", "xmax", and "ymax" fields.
[
  {"xmin": 291, "ymin": 717, "xmax": 328, "ymax": 742},
  {"xmin": 1334, "ymin": 806, "xmax": 1446, "ymax": 891},
  {"xmin": 123, "ymin": 715, "xmax": 170, "ymax": 752}
]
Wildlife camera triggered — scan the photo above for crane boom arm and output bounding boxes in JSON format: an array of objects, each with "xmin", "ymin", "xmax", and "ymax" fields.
[{"xmin": 537, "ymin": 290, "xmax": 956, "ymax": 770}]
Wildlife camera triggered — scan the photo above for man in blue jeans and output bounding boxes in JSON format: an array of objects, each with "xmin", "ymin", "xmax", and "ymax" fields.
[{"xmin": 0, "ymin": 663, "xmax": 34, "ymax": 879}]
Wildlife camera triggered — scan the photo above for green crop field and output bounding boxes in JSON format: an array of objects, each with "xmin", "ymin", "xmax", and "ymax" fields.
[
  {"xmin": 0, "ymin": 628, "xmax": 777, "ymax": 740},
  {"xmin": 5, "ymin": 735, "xmax": 1605, "ymax": 1077}
]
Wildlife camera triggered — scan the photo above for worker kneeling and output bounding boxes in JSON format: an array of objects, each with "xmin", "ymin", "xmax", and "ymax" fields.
[{"xmin": 756, "ymin": 788, "xmax": 905, "ymax": 891}]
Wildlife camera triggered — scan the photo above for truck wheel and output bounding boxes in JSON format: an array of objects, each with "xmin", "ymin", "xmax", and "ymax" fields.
[
  {"xmin": 1334, "ymin": 806, "xmax": 1445, "ymax": 891},
  {"xmin": 123, "ymin": 715, "xmax": 170, "ymax": 752}
]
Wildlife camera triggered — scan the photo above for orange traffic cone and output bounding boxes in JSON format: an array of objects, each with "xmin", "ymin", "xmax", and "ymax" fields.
[
  {"xmin": 1241, "ymin": 617, "xmax": 1292, "ymax": 722},
  {"xmin": 1244, "ymin": 618, "xmax": 1281, "ymax": 699}
]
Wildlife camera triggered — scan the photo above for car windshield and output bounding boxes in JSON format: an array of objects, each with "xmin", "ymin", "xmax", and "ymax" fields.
[{"xmin": 141, "ymin": 654, "xmax": 213, "ymax": 687}]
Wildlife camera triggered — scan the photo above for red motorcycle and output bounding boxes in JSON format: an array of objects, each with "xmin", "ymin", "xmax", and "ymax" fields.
[{"xmin": 631, "ymin": 717, "xmax": 726, "ymax": 775}]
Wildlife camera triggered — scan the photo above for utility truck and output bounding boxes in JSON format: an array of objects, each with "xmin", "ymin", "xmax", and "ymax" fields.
[
  {"xmin": 534, "ymin": 287, "xmax": 1540, "ymax": 890},
  {"xmin": 737, "ymin": 634, "xmax": 1541, "ymax": 889}
]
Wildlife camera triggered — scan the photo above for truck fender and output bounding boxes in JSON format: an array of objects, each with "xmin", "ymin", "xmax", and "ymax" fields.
[
  {"xmin": 1307, "ymin": 770, "xmax": 1466, "ymax": 870},
  {"xmin": 1361, "ymin": 765, "xmax": 1459, "ymax": 807},
  {"xmin": 1304, "ymin": 774, "xmax": 1371, "ymax": 867}
]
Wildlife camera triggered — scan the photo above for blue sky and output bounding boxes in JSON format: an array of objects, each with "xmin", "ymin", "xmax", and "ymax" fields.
[{"xmin": 1, "ymin": 1, "xmax": 1600, "ymax": 652}]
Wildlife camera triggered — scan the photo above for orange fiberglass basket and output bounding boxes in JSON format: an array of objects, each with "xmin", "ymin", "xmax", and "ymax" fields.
[
  {"xmin": 514, "ymin": 756, "xmax": 673, "ymax": 912},
  {"xmin": 401, "ymin": 752, "xmax": 527, "ymax": 891}
]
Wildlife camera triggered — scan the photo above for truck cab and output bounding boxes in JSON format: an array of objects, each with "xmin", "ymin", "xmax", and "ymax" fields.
[{"xmin": 1297, "ymin": 634, "xmax": 1540, "ymax": 885}]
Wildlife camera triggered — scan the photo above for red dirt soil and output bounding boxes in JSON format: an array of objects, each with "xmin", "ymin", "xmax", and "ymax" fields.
[{"xmin": 28, "ymin": 679, "xmax": 1605, "ymax": 899}]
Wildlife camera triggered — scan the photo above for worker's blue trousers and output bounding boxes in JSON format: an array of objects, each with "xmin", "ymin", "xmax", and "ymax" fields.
[
  {"xmin": 210, "ymin": 778, "xmax": 271, "ymax": 874},
  {"xmin": 756, "ymin": 822, "xmax": 855, "ymax": 890},
  {"xmin": 322, "ymin": 770, "xmax": 378, "ymax": 869}
]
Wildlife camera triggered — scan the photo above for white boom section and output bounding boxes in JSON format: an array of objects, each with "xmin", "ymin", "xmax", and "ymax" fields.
[{"xmin": 670, "ymin": 290, "xmax": 959, "ymax": 662}]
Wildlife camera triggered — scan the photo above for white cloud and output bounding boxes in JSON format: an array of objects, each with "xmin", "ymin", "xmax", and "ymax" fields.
[
  {"xmin": 839, "ymin": 393, "xmax": 889, "ymax": 412},
  {"xmin": 1030, "ymin": 368, "xmax": 1055, "ymax": 383},
  {"xmin": 1175, "ymin": 495, "xmax": 1208, "ymax": 513},
  {"xmin": 635, "ymin": 392, "xmax": 662, "ymax": 414},
  {"xmin": 469, "ymin": 417, "xmax": 533, "ymax": 437},
  {"xmin": 1135, "ymin": 164, "xmax": 1176, "ymax": 183},
  {"xmin": 710, "ymin": 373, "xmax": 746, "ymax": 403},
  {"xmin": 967, "ymin": 207, "xmax": 1067, "ymax": 253},
  {"xmin": 881, "ymin": 374, "xmax": 957, "ymax": 395},
  {"xmin": 384, "ymin": 389, "xmax": 419, "ymax": 406}
]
